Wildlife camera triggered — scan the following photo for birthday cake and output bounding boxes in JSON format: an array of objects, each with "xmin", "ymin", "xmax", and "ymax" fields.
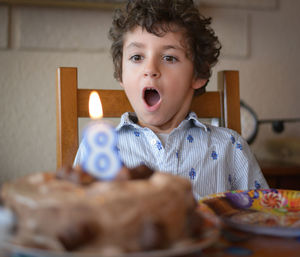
[{"xmin": 0, "ymin": 165, "xmax": 203, "ymax": 254}]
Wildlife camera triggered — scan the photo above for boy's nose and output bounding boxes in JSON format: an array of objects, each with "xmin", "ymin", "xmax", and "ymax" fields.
[
  {"xmin": 143, "ymin": 61, "xmax": 161, "ymax": 78},
  {"xmin": 143, "ymin": 70, "xmax": 160, "ymax": 78}
]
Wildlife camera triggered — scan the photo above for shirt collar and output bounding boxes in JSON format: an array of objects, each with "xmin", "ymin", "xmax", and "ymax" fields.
[
  {"xmin": 186, "ymin": 112, "xmax": 208, "ymax": 131},
  {"xmin": 116, "ymin": 112, "xmax": 139, "ymax": 131},
  {"xmin": 116, "ymin": 112, "xmax": 208, "ymax": 132}
]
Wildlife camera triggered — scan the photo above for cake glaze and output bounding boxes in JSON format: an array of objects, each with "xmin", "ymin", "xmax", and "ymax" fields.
[{"xmin": 1, "ymin": 166, "xmax": 202, "ymax": 254}]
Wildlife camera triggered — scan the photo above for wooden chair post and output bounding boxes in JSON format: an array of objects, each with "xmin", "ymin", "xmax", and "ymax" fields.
[
  {"xmin": 56, "ymin": 67, "xmax": 79, "ymax": 168},
  {"xmin": 218, "ymin": 70, "xmax": 241, "ymax": 134}
]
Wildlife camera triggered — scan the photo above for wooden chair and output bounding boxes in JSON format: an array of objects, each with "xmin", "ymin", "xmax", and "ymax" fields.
[{"xmin": 56, "ymin": 67, "xmax": 241, "ymax": 168}]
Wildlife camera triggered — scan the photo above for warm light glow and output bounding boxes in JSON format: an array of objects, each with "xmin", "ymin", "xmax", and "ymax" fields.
[{"xmin": 89, "ymin": 91, "xmax": 103, "ymax": 119}]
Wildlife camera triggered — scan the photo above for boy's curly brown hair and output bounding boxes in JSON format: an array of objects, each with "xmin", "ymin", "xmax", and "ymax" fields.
[{"xmin": 109, "ymin": 0, "xmax": 221, "ymax": 94}]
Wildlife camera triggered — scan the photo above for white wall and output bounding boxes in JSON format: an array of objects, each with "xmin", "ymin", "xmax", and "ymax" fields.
[{"xmin": 0, "ymin": 0, "xmax": 299, "ymax": 183}]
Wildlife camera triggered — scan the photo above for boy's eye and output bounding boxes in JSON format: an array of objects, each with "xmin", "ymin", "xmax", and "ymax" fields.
[
  {"xmin": 163, "ymin": 55, "xmax": 178, "ymax": 63},
  {"xmin": 130, "ymin": 55, "xmax": 143, "ymax": 62}
]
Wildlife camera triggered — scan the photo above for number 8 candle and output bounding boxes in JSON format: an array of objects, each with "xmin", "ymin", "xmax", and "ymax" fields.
[{"xmin": 81, "ymin": 91, "xmax": 122, "ymax": 180}]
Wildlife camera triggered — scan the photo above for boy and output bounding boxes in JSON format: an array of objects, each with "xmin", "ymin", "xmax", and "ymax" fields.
[{"xmin": 74, "ymin": 0, "xmax": 268, "ymax": 199}]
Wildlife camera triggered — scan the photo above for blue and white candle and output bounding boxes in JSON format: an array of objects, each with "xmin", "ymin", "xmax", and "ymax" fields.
[{"xmin": 81, "ymin": 91, "xmax": 122, "ymax": 180}]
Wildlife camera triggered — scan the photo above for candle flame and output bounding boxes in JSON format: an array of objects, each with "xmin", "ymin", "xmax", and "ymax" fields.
[{"xmin": 89, "ymin": 91, "xmax": 103, "ymax": 119}]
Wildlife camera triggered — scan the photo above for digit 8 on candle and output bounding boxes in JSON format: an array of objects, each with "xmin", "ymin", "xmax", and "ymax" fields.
[{"xmin": 82, "ymin": 122, "xmax": 122, "ymax": 180}]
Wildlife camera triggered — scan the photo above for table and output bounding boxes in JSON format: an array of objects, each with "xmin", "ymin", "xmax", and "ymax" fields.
[
  {"xmin": 203, "ymin": 227, "xmax": 300, "ymax": 257},
  {"xmin": 1, "ymin": 221, "xmax": 299, "ymax": 257},
  {"xmin": 182, "ymin": 227, "xmax": 300, "ymax": 257},
  {"xmin": 259, "ymin": 160, "xmax": 300, "ymax": 190}
]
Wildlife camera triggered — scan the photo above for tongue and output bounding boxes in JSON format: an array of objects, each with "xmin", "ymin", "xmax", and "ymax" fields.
[{"xmin": 145, "ymin": 90, "xmax": 160, "ymax": 106}]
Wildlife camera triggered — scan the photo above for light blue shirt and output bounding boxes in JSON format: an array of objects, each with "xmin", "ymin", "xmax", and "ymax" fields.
[{"xmin": 74, "ymin": 112, "xmax": 269, "ymax": 200}]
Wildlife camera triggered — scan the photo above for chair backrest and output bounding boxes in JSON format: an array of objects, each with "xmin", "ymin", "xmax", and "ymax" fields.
[{"xmin": 56, "ymin": 67, "xmax": 241, "ymax": 168}]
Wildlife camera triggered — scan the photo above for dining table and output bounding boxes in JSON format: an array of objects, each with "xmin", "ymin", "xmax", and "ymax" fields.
[
  {"xmin": 1, "ymin": 226, "xmax": 299, "ymax": 257},
  {"xmin": 199, "ymin": 225, "xmax": 300, "ymax": 257}
]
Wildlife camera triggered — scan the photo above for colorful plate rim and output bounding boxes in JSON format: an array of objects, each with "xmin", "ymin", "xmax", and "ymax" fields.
[{"xmin": 200, "ymin": 189, "xmax": 300, "ymax": 237}]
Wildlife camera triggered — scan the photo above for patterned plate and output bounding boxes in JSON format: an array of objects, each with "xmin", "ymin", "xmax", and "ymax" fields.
[
  {"xmin": 0, "ymin": 203, "xmax": 220, "ymax": 257},
  {"xmin": 201, "ymin": 189, "xmax": 300, "ymax": 237}
]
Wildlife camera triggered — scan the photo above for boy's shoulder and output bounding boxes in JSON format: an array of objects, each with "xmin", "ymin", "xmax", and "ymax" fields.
[
  {"xmin": 206, "ymin": 123, "xmax": 240, "ymax": 137},
  {"xmin": 188, "ymin": 115, "xmax": 247, "ymax": 151},
  {"xmin": 188, "ymin": 112, "xmax": 242, "ymax": 139},
  {"xmin": 196, "ymin": 124, "xmax": 243, "ymax": 149}
]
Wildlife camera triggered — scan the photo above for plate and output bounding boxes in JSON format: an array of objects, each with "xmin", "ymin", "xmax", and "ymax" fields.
[
  {"xmin": 0, "ymin": 203, "xmax": 220, "ymax": 257},
  {"xmin": 201, "ymin": 189, "xmax": 300, "ymax": 237}
]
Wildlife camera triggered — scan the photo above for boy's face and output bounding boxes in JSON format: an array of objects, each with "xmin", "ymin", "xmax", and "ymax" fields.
[{"xmin": 120, "ymin": 25, "xmax": 206, "ymax": 133}]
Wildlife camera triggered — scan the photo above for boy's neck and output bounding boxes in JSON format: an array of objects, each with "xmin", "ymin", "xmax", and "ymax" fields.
[{"xmin": 137, "ymin": 110, "xmax": 190, "ymax": 134}]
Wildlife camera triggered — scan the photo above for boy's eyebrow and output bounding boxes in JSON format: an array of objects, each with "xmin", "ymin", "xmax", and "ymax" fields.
[
  {"xmin": 125, "ymin": 42, "xmax": 145, "ymax": 49},
  {"xmin": 162, "ymin": 45, "xmax": 185, "ymax": 52},
  {"xmin": 125, "ymin": 42, "xmax": 185, "ymax": 52}
]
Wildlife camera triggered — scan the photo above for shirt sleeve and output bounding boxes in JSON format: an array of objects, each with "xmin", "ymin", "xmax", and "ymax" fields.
[{"xmin": 231, "ymin": 133, "xmax": 269, "ymax": 190}]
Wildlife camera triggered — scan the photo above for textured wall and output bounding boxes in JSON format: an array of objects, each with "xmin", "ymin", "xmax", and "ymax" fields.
[{"xmin": 0, "ymin": 0, "xmax": 299, "ymax": 183}]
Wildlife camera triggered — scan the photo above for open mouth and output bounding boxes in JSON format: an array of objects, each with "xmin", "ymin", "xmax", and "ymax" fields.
[{"xmin": 144, "ymin": 88, "xmax": 161, "ymax": 107}]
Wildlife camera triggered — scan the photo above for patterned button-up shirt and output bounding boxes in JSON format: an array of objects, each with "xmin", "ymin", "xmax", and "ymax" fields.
[{"xmin": 74, "ymin": 112, "xmax": 269, "ymax": 200}]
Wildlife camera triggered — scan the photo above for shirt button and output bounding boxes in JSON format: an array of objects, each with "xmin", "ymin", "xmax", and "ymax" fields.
[{"xmin": 150, "ymin": 139, "xmax": 156, "ymax": 145}]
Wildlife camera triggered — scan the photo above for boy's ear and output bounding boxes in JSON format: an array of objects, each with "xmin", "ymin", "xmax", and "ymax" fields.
[{"xmin": 192, "ymin": 78, "xmax": 208, "ymax": 90}]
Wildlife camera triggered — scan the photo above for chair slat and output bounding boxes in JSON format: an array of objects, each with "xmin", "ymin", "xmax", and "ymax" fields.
[
  {"xmin": 78, "ymin": 89, "xmax": 222, "ymax": 118},
  {"xmin": 190, "ymin": 92, "xmax": 222, "ymax": 118},
  {"xmin": 77, "ymin": 89, "xmax": 134, "ymax": 117}
]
